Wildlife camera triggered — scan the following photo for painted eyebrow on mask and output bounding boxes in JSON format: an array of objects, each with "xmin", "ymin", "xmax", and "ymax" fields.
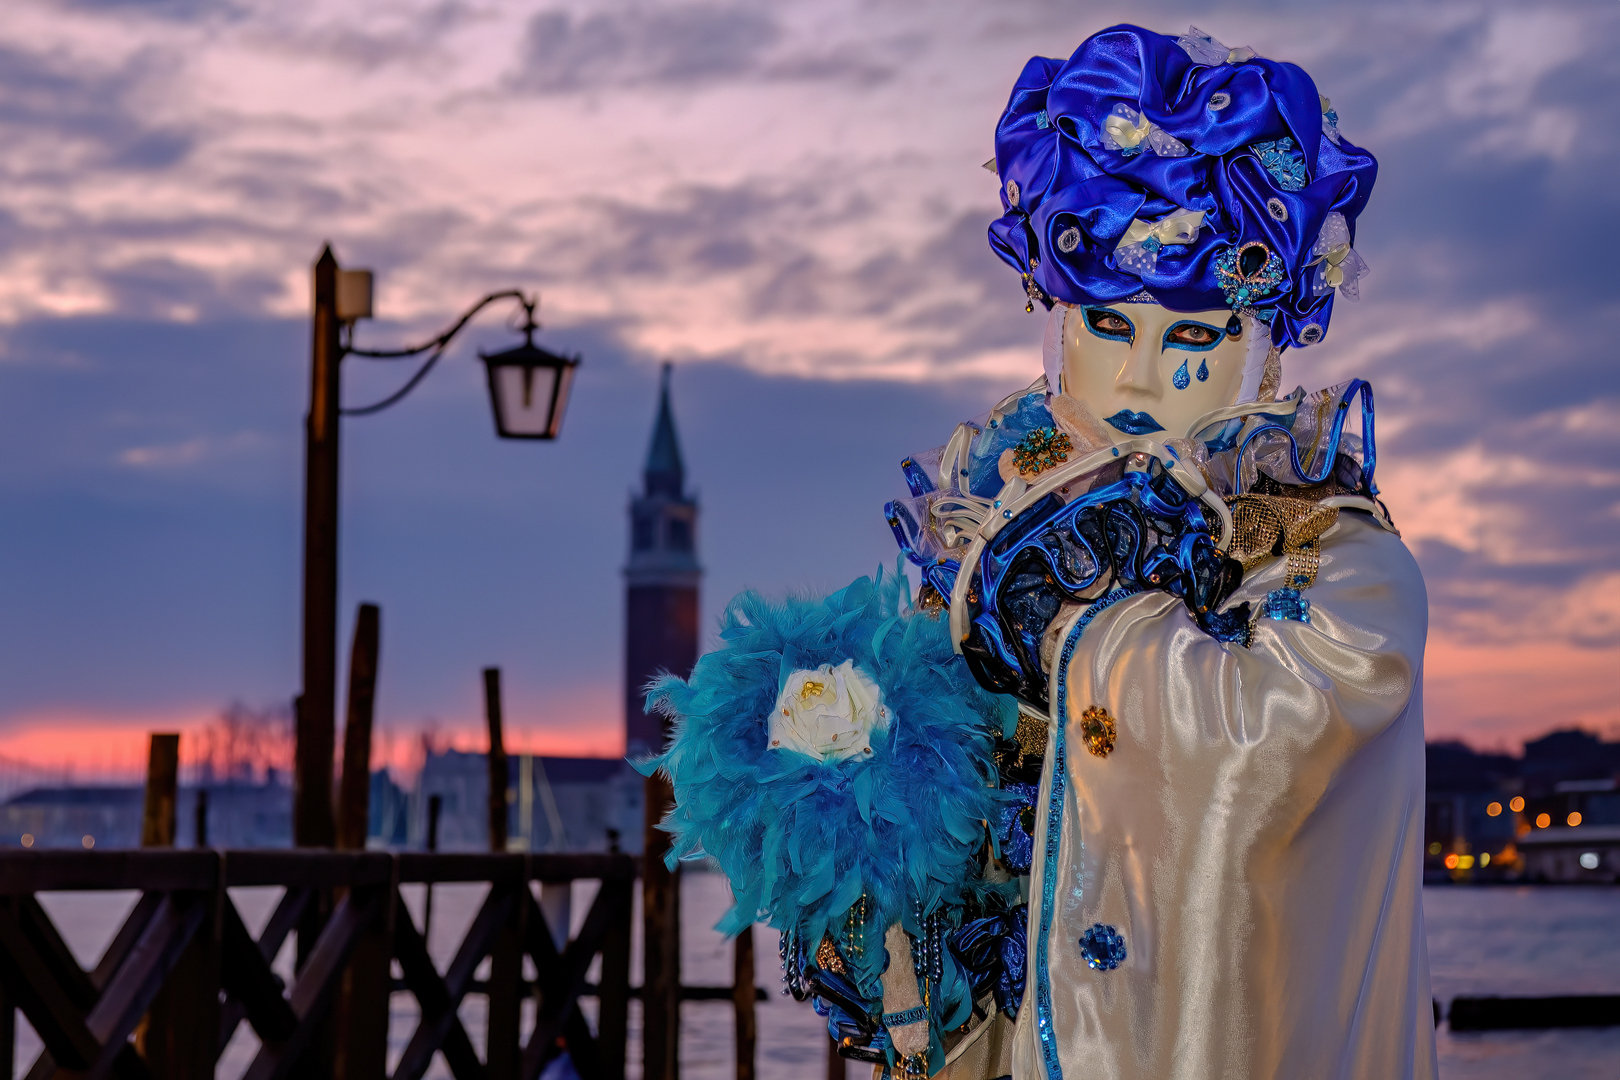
[
  {"xmin": 1082, "ymin": 305, "xmax": 1135, "ymax": 344},
  {"xmin": 1161, "ymin": 319, "xmax": 1225, "ymax": 352}
]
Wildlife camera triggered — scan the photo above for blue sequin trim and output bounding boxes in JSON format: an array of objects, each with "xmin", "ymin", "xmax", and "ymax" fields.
[
  {"xmin": 1263, "ymin": 586, "xmax": 1311, "ymax": 623},
  {"xmin": 1172, "ymin": 360, "xmax": 1190, "ymax": 390},
  {"xmin": 1035, "ymin": 587, "xmax": 1140, "ymax": 1079},
  {"xmin": 1078, "ymin": 924, "xmax": 1127, "ymax": 971},
  {"xmin": 882, "ymin": 1005, "xmax": 928, "ymax": 1027}
]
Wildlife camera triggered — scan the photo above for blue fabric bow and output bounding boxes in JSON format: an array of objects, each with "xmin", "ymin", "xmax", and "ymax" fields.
[{"xmin": 950, "ymin": 906, "xmax": 1029, "ymax": 1019}]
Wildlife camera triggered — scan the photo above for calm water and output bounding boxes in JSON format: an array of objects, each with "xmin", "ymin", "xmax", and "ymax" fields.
[{"xmin": 15, "ymin": 878, "xmax": 1620, "ymax": 1078}]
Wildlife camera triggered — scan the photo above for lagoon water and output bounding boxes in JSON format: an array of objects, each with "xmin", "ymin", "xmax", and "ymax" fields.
[{"xmin": 17, "ymin": 876, "xmax": 1620, "ymax": 1078}]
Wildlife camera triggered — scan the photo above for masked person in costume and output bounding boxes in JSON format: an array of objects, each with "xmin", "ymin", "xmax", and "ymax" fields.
[{"xmin": 643, "ymin": 24, "xmax": 1437, "ymax": 1080}]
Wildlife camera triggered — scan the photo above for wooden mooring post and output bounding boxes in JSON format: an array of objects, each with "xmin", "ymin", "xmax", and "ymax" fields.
[
  {"xmin": 336, "ymin": 603, "xmax": 380, "ymax": 852},
  {"xmin": 140, "ymin": 733, "xmax": 180, "ymax": 848},
  {"xmin": 642, "ymin": 768, "xmax": 680, "ymax": 1080},
  {"xmin": 333, "ymin": 603, "xmax": 388, "ymax": 1080},
  {"xmin": 482, "ymin": 665, "xmax": 524, "ymax": 1079},
  {"xmin": 733, "ymin": 927, "xmax": 757, "ymax": 1080},
  {"xmin": 484, "ymin": 666, "xmax": 509, "ymax": 854},
  {"xmin": 139, "ymin": 731, "xmax": 221, "ymax": 1078}
]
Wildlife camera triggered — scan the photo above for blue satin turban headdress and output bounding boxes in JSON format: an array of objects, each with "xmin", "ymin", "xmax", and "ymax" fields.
[{"xmin": 988, "ymin": 25, "xmax": 1377, "ymax": 349}]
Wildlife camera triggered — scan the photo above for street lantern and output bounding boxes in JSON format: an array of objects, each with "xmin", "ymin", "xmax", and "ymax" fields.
[
  {"xmin": 295, "ymin": 245, "xmax": 584, "ymax": 853},
  {"xmin": 480, "ymin": 327, "xmax": 579, "ymax": 440}
]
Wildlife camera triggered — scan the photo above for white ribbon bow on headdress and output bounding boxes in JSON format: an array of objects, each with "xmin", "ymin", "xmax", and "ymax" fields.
[
  {"xmin": 1308, "ymin": 211, "xmax": 1369, "ymax": 300},
  {"xmin": 1114, "ymin": 208, "xmax": 1206, "ymax": 275},
  {"xmin": 1176, "ymin": 26, "xmax": 1258, "ymax": 66},
  {"xmin": 1320, "ymin": 95, "xmax": 1343, "ymax": 145},
  {"xmin": 1102, "ymin": 103, "xmax": 1190, "ymax": 159}
]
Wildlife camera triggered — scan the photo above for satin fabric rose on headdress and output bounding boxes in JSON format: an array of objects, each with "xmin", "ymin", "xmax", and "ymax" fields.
[{"xmin": 987, "ymin": 24, "xmax": 1377, "ymax": 349}]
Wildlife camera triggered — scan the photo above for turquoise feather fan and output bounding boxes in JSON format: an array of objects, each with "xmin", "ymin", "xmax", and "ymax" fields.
[{"xmin": 637, "ymin": 564, "xmax": 1017, "ymax": 956}]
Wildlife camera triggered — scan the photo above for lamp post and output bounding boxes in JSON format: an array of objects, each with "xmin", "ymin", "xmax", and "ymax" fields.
[{"xmin": 293, "ymin": 244, "xmax": 579, "ymax": 851}]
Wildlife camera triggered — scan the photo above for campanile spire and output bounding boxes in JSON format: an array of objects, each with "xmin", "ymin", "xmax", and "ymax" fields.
[{"xmin": 624, "ymin": 362, "xmax": 700, "ymax": 759}]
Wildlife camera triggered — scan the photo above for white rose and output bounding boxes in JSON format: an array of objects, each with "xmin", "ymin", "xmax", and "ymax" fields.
[{"xmin": 768, "ymin": 660, "xmax": 888, "ymax": 763}]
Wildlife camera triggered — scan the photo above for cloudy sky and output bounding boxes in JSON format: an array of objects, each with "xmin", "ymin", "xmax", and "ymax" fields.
[{"xmin": 0, "ymin": 0, "xmax": 1615, "ymax": 775}]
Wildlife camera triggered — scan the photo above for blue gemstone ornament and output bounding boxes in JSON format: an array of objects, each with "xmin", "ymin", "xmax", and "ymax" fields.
[
  {"xmin": 1172, "ymin": 360, "xmax": 1190, "ymax": 389},
  {"xmin": 1214, "ymin": 242, "xmax": 1286, "ymax": 311},
  {"xmin": 1196, "ymin": 359, "xmax": 1209, "ymax": 382},
  {"xmin": 1263, "ymin": 587, "xmax": 1311, "ymax": 623},
  {"xmin": 1251, "ymin": 137, "xmax": 1307, "ymax": 191},
  {"xmin": 1078, "ymin": 924, "xmax": 1127, "ymax": 971}
]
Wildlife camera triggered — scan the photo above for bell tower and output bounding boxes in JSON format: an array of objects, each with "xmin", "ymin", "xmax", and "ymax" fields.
[
  {"xmin": 626, "ymin": 362, "xmax": 699, "ymax": 1080},
  {"xmin": 624, "ymin": 362, "xmax": 700, "ymax": 758}
]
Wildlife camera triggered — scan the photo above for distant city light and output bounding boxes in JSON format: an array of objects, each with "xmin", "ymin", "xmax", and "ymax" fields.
[
  {"xmin": 1486, "ymin": 801, "xmax": 1502, "ymax": 817},
  {"xmin": 1444, "ymin": 853, "xmax": 1460, "ymax": 869},
  {"xmin": 1479, "ymin": 853, "xmax": 1490, "ymax": 867},
  {"xmin": 1457, "ymin": 855, "xmax": 1475, "ymax": 869},
  {"xmin": 1510, "ymin": 797, "xmax": 1525, "ymax": 813},
  {"xmin": 20, "ymin": 833, "xmax": 33, "ymax": 848},
  {"xmin": 1567, "ymin": 812, "xmax": 1582, "ymax": 827},
  {"xmin": 81, "ymin": 835, "xmax": 94, "ymax": 849},
  {"xmin": 1535, "ymin": 813, "xmax": 1551, "ymax": 828},
  {"xmin": 1579, "ymin": 852, "xmax": 1600, "ymax": 870},
  {"xmin": 1428, "ymin": 842, "xmax": 1442, "ymax": 855}
]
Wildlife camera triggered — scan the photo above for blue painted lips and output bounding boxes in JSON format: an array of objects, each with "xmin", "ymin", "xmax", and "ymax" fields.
[{"xmin": 1103, "ymin": 410, "xmax": 1165, "ymax": 435}]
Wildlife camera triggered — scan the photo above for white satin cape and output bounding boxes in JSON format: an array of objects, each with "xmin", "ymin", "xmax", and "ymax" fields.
[{"xmin": 1010, "ymin": 511, "xmax": 1438, "ymax": 1080}]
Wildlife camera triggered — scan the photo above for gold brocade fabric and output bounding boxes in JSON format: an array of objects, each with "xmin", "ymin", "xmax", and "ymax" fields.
[
  {"xmin": 1225, "ymin": 494, "xmax": 1340, "ymax": 588},
  {"xmin": 1010, "ymin": 710, "xmax": 1048, "ymax": 768}
]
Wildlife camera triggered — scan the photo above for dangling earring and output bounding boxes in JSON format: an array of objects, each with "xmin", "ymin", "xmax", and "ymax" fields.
[
  {"xmin": 1172, "ymin": 360, "xmax": 1190, "ymax": 389},
  {"xmin": 1196, "ymin": 359, "xmax": 1209, "ymax": 382}
]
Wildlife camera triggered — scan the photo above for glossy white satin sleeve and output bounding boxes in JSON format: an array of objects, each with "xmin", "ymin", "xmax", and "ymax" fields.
[{"xmin": 1012, "ymin": 511, "xmax": 1438, "ymax": 1080}]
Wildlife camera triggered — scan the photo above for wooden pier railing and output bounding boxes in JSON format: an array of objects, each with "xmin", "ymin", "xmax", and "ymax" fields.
[{"xmin": 0, "ymin": 849, "xmax": 633, "ymax": 1080}]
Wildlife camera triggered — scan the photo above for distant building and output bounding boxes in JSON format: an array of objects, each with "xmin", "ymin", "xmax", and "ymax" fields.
[
  {"xmin": 1423, "ymin": 742, "xmax": 1522, "ymax": 872},
  {"xmin": 1424, "ymin": 730, "xmax": 1620, "ymax": 881},
  {"xmin": 625, "ymin": 362, "xmax": 700, "ymax": 761},
  {"xmin": 370, "ymin": 767, "xmax": 410, "ymax": 846},
  {"xmin": 0, "ymin": 776, "xmax": 294, "ymax": 848},
  {"xmin": 0, "ymin": 768, "xmax": 414, "ymax": 850},
  {"xmin": 414, "ymin": 749, "xmax": 642, "ymax": 853},
  {"xmin": 2, "ymin": 786, "xmax": 144, "ymax": 848},
  {"xmin": 1518, "ymin": 824, "xmax": 1620, "ymax": 882}
]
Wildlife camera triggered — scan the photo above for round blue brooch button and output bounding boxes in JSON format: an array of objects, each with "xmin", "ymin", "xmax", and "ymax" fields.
[{"xmin": 1079, "ymin": 923, "xmax": 1127, "ymax": 971}]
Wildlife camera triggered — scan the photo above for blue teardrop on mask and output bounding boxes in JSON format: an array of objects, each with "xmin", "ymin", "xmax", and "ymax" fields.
[
  {"xmin": 1197, "ymin": 359, "xmax": 1209, "ymax": 382},
  {"xmin": 1172, "ymin": 360, "xmax": 1190, "ymax": 390}
]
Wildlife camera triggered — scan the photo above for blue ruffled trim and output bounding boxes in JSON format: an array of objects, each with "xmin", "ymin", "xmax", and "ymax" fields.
[{"xmin": 950, "ymin": 905, "xmax": 1028, "ymax": 1019}]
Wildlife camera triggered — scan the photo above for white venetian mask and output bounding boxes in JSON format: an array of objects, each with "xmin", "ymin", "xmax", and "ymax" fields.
[{"xmin": 1059, "ymin": 302, "xmax": 1251, "ymax": 442}]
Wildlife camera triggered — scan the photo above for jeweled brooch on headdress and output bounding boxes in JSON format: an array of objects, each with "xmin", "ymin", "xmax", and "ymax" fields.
[{"xmin": 1214, "ymin": 241, "xmax": 1287, "ymax": 310}]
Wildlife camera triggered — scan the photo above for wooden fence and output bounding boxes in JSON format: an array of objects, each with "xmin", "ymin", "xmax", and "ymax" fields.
[{"xmin": 0, "ymin": 849, "xmax": 633, "ymax": 1080}]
